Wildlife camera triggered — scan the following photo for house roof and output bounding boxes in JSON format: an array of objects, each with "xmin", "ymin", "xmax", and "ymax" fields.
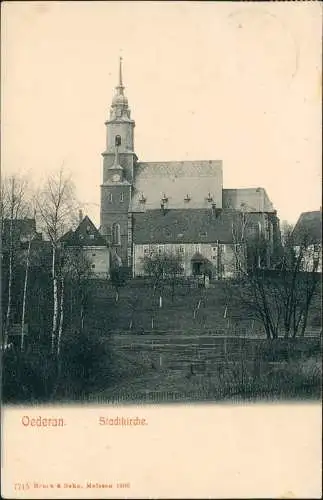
[
  {"xmin": 2, "ymin": 219, "xmax": 43, "ymax": 250},
  {"xmin": 3, "ymin": 218, "xmax": 37, "ymax": 238},
  {"xmin": 293, "ymin": 210, "xmax": 322, "ymax": 245},
  {"xmin": 131, "ymin": 160, "xmax": 223, "ymax": 211},
  {"xmin": 132, "ymin": 208, "xmax": 241, "ymax": 244},
  {"xmin": 60, "ymin": 216, "xmax": 107, "ymax": 247}
]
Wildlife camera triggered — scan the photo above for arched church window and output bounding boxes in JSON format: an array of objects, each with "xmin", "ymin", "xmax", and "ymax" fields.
[
  {"xmin": 112, "ymin": 223, "xmax": 121, "ymax": 245},
  {"xmin": 115, "ymin": 135, "xmax": 121, "ymax": 146},
  {"xmin": 120, "ymin": 192, "xmax": 124, "ymax": 203},
  {"xmin": 108, "ymin": 193, "xmax": 113, "ymax": 203}
]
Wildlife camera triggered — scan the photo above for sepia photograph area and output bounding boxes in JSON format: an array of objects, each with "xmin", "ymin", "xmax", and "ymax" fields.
[{"xmin": 1, "ymin": 1, "xmax": 322, "ymax": 406}]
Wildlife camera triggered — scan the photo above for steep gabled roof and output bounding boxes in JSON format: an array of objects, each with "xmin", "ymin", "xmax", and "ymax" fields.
[
  {"xmin": 293, "ymin": 210, "xmax": 322, "ymax": 245},
  {"xmin": 60, "ymin": 216, "xmax": 107, "ymax": 247},
  {"xmin": 3, "ymin": 218, "xmax": 37, "ymax": 239},
  {"xmin": 132, "ymin": 208, "xmax": 241, "ymax": 244}
]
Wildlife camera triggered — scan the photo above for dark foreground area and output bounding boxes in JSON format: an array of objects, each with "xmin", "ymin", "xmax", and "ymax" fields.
[
  {"xmin": 2, "ymin": 279, "xmax": 322, "ymax": 404},
  {"xmin": 2, "ymin": 331, "xmax": 321, "ymax": 404}
]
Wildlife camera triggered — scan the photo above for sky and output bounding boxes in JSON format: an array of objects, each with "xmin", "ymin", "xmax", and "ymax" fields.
[{"xmin": 1, "ymin": 1, "xmax": 322, "ymax": 226}]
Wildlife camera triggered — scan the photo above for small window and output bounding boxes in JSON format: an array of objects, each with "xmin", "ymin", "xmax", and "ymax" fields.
[
  {"xmin": 91, "ymin": 264, "xmax": 95, "ymax": 269},
  {"xmin": 144, "ymin": 246, "xmax": 149, "ymax": 254},
  {"xmin": 115, "ymin": 135, "xmax": 121, "ymax": 146},
  {"xmin": 109, "ymin": 193, "xmax": 113, "ymax": 203},
  {"xmin": 89, "ymin": 234, "xmax": 94, "ymax": 240},
  {"xmin": 212, "ymin": 255, "xmax": 217, "ymax": 260},
  {"xmin": 92, "ymin": 253, "xmax": 96, "ymax": 257},
  {"xmin": 179, "ymin": 246, "xmax": 184, "ymax": 253},
  {"xmin": 120, "ymin": 192, "xmax": 124, "ymax": 203}
]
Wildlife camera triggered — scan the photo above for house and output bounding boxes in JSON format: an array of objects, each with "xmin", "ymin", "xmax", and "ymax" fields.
[
  {"xmin": 60, "ymin": 215, "xmax": 110, "ymax": 278},
  {"xmin": 132, "ymin": 209, "xmax": 246, "ymax": 278},
  {"xmin": 292, "ymin": 209, "xmax": 322, "ymax": 273}
]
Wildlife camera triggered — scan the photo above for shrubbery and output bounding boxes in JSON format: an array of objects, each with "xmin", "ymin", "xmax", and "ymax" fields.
[{"xmin": 2, "ymin": 328, "xmax": 116, "ymax": 403}]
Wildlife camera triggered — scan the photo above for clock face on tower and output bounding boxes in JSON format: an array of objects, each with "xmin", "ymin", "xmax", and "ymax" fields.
[{"xmin": 112, "ymin": 174, "xmax": 120, "ymax": 183}]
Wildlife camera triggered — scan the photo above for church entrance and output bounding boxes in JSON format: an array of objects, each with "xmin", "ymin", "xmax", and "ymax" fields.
[
  {"xmin": 191, "ymin": 252, "xmax": 205, "ymax": 276},
  {"xmin": 192, "ymin": 262, "xmax": 202, "ymax": 275}
]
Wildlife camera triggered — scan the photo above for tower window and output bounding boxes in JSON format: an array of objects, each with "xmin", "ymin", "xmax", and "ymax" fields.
[
  {"xmin": 120, "ymin": 192, "xmax": 124, "ymax": 203},
  {"xmin": 115, "ymin": 135, "xmax": 121, "ymax": 146},
  {"xmin": 112, "ymin": 223, "xmax": 121, "ymax": 245},
  {"xmin": 108, "ymin": 193, "xmax": 113, "ymax": 203}
]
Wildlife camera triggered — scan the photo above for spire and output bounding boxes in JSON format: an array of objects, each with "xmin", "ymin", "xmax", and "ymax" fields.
[
  {"xmin": 115, "ymin": 56, "xmax": 125, "ymax": 96},
  {"xmin": 119, "ymin": 56, "xmax": 123, "ymax": 88},
  {"xmin": 109, "ymin": 57, "xmax": 132, "ymax": 121}
]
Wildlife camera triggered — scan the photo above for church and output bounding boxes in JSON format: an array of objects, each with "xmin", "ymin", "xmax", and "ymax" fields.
[{"xmin": 100, "ymin": 59, "xmax": 280, "ymax": 278}]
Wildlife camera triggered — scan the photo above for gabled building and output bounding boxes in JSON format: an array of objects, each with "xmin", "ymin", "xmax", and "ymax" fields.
[
  {"xmin": 60, "ymin": 215, "xmax": 110, "ymax": 278},
  {"xmin": 133, "ymin": 208, "xmax": 244, "ymax": 278},
  {"xmin": 99, "ymin": 59, "xmax": 281, "ymax": 278},
  {"xmin": 292, "ymin": 209, "xmax": 322, "ymax": 273}
]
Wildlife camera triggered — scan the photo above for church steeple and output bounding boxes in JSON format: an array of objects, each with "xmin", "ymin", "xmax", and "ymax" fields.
[
  {"xmin": 102, "ymin": 57, "xmax": 137, "ymax": 185},
  {"xmin": 110, "ymin": 57, "xmax": 131, "ymax": 121}
]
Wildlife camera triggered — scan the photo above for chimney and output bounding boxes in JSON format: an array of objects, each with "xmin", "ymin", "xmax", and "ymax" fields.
[{"xmin": 79, "ymin": 209, "xmax": 83, "ymax": 223}]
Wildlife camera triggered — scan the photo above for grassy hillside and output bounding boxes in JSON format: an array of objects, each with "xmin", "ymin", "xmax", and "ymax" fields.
[{"xmin": 84, "ymin": 277, "xmax": 321, "ymax": 337}]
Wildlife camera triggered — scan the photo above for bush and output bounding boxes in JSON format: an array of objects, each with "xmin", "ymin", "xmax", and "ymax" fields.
[
  {"xmin": 2, "ymin": 348, "xmax": 59, "ymax": 403},
  {"xmin": 2, "ymin": 328, "xmax": 115, "ymax": 403}
]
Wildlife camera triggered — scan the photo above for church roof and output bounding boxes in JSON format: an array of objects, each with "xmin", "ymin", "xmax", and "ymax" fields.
[
  {"xmin": 131, "ymin": 160, "xmax": 223, "ymax": 211},
  {"xmin": 223, "ymin": 188, "xmax": 275, "ymax": 212},
  {"xmin": 60, "ymin": 216, "xmax": 107, "ymax": 247},
  {"xmin": 132, "ymin": 208, "xmax": 240, "ymax": 244},
  {"xmin": 293, "ymin": 210, "xmax": 322, "ymax": 245}
]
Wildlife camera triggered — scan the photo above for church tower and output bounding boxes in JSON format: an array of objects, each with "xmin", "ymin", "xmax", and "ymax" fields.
[{"xmin": 100, "ymin": 58, "xmax": 137, "ymax": 268}]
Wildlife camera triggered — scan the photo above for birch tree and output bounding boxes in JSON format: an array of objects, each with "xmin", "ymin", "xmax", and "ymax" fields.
[
  {"xmin": 1, "ymin": 175, "xmax": 30, "ymax": 347},
  {"xmin": 20, "ymin": 209, "xmax": 38, "ymax": 351},
  {"xmin": 36, "ymin": 167, "xmax": 77, "ymax": 354}
]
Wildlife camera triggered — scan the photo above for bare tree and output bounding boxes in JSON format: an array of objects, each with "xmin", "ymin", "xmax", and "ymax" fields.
[
  {"xmin": 164, "ymin": 252, "xmax": 184, "ymax": 302},
  {"xmin": 141, "ymin": 251, "xmax": 184, "ymax": 308},
  {"xmin": 56, "ymin": 245, "xmax": 92, "ymax": 356},
  {"xmin": 20, "ymin": 210, "xmax": 38, "ymax": 352},
  {"xmin": 231, "ymin": 214, "xmax": 321, "ymax": 339},
  {"xmin": 1, "ymin": 175, "xmax": 30, "ymax": 347},
  {"xmin": 36, "ymin": 167, "xmax": 78, "ymax": 354}
]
